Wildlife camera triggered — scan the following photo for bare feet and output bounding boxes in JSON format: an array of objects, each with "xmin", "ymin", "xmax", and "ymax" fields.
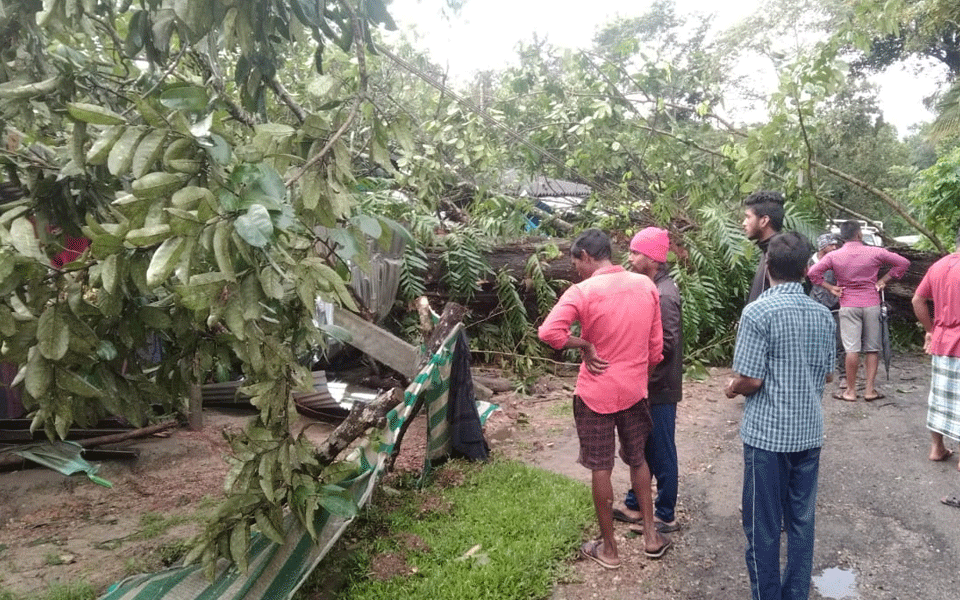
[{"xmin": 929, "ymin": 448, "xmax": 954, "ymax": 462}]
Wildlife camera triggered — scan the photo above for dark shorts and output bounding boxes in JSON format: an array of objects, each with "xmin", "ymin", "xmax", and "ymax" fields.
[{"xmin": 573, "ymin": 395, "xmax": 652, "ymax": 471}]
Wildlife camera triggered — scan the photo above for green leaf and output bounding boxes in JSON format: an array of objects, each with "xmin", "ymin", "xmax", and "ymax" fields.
[
  {"xmin": 56, "ymin": 367, "xmax": 103, "ymax": 398},
  {"xmin": 254, "ymin": 510, "xmax": 285, "ymax": 545},
  {"xmin": 173, "ymin": 0, "xmax": 215, "ymax": 41},
  {"xmin": 0, "ymin": 249, "xmax": 15, "ymax": 284},
  {"xmin": 229, "ymin": 523, "xmax": 249, "ymax": 573},
  {"xmin": 108, "ymin": 126, "xmax": 147, "ymax": 177},
  {"xmin": 66, "ymin": 102, "xmax": 126, "ymax": 125},
  {"xmin": 100, "ymin": 253, "xmax": 118, "ymax": 293},
  {"xmin": 10, "ymin": 217, "xmax": 47, "ymax": 263},
  {"xmin": 96, "ymin": 340, "xmax": 118, "ymax": 361},
  {"xmin": 159, "ymin": 85, "xmax": 210, "ymax": 112},
  {"xmin": 146, "ymin": 236, "xmax": 186, "ymax": 287},
  {"xmin": 86, "ymin": 125, "xmax": 126, "ymax": 165},
  {"xmin": 25, "ymin": 347, "xmax": 52, "ymax": 398},
  {"xmin": 37, "ymin": 305, "xmax": 69, "ymax": 360},
  {"xmin": 205, "ymin": 133, "xmax": 231, "ymax": 165},
  {"xmin": 258, "ymin": 452, "xmax": 276, "ymax": 503},
  {"xmin": 234, "ymin": 204, "xmax": 274, "ymax": 248},
  {"xmin": 259, "ymin": 266, "xmax": 284, "ymax": 300},
  {"xmin": 0, "ymin": 305, "xmax": 15, "ymax": 337},
  {"xmin": 318, "ymin": 323, "xmax": 353, "ymax": 343},
  {"xmin": 352, "ymin": 214, "xmax": 382, "ymax": 239},
  {"xmin": 131, "ymin": 129, "xmax": 167, "ymax": 179},
  {"xmin": 317, "ymin": 484, "xmax": 358, "ymax": 518}
]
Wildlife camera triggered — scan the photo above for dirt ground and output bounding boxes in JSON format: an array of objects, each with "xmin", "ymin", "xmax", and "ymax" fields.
[{"xmin": 1, "ymin": 352, "xmax": 959, "ymax": 599}]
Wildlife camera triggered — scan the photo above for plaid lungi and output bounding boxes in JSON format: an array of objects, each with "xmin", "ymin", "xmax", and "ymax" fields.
[{"xmin": 927, "ymin": 354, "xmax": 960, "ymax": 441}]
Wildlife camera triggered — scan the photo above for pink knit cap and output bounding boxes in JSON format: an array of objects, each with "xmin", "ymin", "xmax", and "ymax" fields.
[{"xmin": 629, "ymin": 227, "xmax": 669, "ymax": 263}]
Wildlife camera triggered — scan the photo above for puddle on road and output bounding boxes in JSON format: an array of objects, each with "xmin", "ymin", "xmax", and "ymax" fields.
[{"xmin": 812, "ymin": 567, "xmax": 859, "ymax": 599}]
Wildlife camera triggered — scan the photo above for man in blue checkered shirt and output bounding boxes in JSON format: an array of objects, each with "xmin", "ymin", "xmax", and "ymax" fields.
[{"xmin": 725, "ymin": 232, "xmax": 836, "ymax": 600}]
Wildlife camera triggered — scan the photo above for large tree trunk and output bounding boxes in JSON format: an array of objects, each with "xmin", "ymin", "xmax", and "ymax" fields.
[
  {"xmin": 422, "ymin": 237, "xmax": 573, "ymax": 316},
  {"xmin": 882, "ymin": 247, "xmax": 942, "ymax": 321}
]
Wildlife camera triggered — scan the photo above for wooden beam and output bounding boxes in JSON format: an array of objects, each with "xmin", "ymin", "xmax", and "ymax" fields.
[{"xmin": 332, "ymin": 306, "xmax": 419, "ymax": 378}]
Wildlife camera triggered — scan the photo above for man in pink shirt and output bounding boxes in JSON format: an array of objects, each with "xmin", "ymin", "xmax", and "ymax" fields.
[
  {"xmin": 808, "ymin": 221, "xmax": 910, "ymax": 401},
  {"xmin": 539, "ymin": 228, "xmax": 669, "ymax": 568},
  {"xmin": 911, "ymin": 228, "xmax": 960, "ymax": 482}
]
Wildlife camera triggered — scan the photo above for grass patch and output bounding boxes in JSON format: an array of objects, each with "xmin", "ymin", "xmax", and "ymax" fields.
[
  {"xmin": 318, "ymin": 459, "xmax": 592, "ymax": 600},
  {"xmin": 547, "ymin": 400, "xmax": 572, "ymax": 418},
  {"xmin": 0, "ymin": 582, "xmax": 94, "ymax": 600}
]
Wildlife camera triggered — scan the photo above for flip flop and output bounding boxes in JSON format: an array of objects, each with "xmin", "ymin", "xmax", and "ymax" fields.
[
  {"xmin": 612, "ymin": 506, "xmax": 642, "ymax": 524},
  {"xmin": 930, "ymin": 449, "xmax": 954, "ymax": 462},
  {"xmin": 644, "ymin": 537, "xmax": 672, "ymax": 559},
  {"xmin": 940, "ymin": 495, "xmax": 960, "ymax": 508},
  {"xmin": 580, "ymin": 540, "xmax": 621, "ymax": 569},
  {"xmin": 863, "ymin": 392, "xmax": 885, "ymax": 401},
  {"xmin": 654, "ymin": 519, "xmax": 681, "ymax": 533},
  {"xmin": 832, "ymin": 391, "xmax": 857, "ymax": 402}
]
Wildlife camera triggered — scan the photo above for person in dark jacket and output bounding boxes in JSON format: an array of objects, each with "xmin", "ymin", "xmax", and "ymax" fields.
[
  {"xmin": 743, "ymin": 191, "xmax": 785, "ymax": 304},
  {"xmin": 611, "ymin": 227, "xmax": 683, "ymax": 533},
  {"xmin": 808, "ymin": 233, "xmax": 845, "ymax": 388}
]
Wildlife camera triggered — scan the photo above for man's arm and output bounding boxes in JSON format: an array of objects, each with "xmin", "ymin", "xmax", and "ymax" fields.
[
  {"xmin": 876, "ymin": 250, "xmax": 910, "ymax": 290},
  {"xmin": 725, "ymin": 374, "xmax": 763, "ymax": 398},
  {"xmin": 537, "ymin": 287, "xmax": 609, "ymax": 375},
  {"xmin": 806, "ymin": 253, "xmax": 831, "ymax": 286},
  {"xmin": 648, "ymin": 286, "xmax": 664, "ymax": 367},
  {"xmin": 912, "ymin": 274, "xmax": 934, "ymax": 352},
  {"xmin": 560, "ymin": 336, "xmax": 609, "ymax": 375},
  {"xmin": 660, "ymin": 292, "xmax": 681, "ymax": 361}
]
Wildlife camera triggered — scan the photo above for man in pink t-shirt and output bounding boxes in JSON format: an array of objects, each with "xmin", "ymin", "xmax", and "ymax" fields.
[
  {"xmin": 912, "ymin": 229, "xmax": 960, "ymax": 479},
  {"xmin": 539, "ymin": 228, "xmax": 668, "ymax": 568},
  {"xmin": 808, "ymin": 221, "xmax": 909, "ymax": 401}
]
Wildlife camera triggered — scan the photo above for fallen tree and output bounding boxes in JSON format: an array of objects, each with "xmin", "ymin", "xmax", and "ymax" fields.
[{"xmin": 420, "ymin": 237, "xmax": 940, "ymax": 323}]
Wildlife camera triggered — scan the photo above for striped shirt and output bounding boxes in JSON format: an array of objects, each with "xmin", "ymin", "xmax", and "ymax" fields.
[{"xmin": 732, "ymin": 282, "xmax": 835, "ymax": 452}]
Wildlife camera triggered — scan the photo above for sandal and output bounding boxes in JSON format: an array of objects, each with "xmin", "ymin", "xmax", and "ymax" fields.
[
  {"xmin": 654, "ymin": 519, "xmax": 680, "ymax": 533},
  {"xmin": 832, "ymin": 391, "xmax": 857, "ymax": 402},
  {"xmin": 644, "ymin": 536, "xmax": 672, "ymax": 559},
  {"xmin": 580, "ymin": 540, "xmax": 621, "ymax": 569},
  {"xmin": 941, "ymin": 495, "xmax": 960, "ymax": 508}
]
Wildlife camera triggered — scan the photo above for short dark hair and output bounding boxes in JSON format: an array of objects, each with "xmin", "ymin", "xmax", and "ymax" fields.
[
  {"xmin": 744, "ymin": 191, "xmax": 785, "ymax": 232},
  {"xmin": 839, "ymin": 220, "xmax": 860, "ymax": 241},
  {"xmin": 571, "ymin": 228, "xmax": 612, "ymax": 261},
  {"xmin": 766, "ymin": 232, "xmax": 812, "ymax": 282}
]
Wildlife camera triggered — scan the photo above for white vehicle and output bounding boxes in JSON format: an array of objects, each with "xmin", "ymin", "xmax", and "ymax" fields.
[{"xmin": 828, "ymin": 219, "xmax": 883, "ymax": 247}]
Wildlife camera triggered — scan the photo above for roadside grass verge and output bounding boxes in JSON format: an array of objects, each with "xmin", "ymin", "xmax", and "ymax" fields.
[
  {"xmin": 300, "ymin": 458, "xmax": 592, "ymax": 600},
  {"xmin": 0, "ymin": 582, "xmax": 94, "ymax": 600}
]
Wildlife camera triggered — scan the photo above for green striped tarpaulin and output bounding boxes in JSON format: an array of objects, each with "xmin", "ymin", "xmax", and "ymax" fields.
[{"xmin": 100, "ymin": 324, "xmax": 496, "ymax": 600}]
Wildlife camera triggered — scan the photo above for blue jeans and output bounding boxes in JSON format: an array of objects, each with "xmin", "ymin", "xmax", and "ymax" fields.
[
  {"xmin": 742, "ymin": 444, "xmax": 821, "ymax": 600},
  {"xmin": 624, "ymin": 403, "xmax": 678, "ymax": 522}
]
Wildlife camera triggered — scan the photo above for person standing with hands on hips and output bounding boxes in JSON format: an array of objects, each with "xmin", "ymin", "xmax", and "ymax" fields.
[
  {"xmin": 538, "ymin": 228, "xmax": 671, "ymax": 570},
  {"xmin": 807, "ymin": 220, "xmax": 909, "ymax": 402},
  {"xmin": 725, "ymin": 232, "xmax": 835, "ymax": 600}
]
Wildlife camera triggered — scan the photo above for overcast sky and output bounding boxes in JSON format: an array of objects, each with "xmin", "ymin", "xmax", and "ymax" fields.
[{"xmin": 386, "ymin": 0, "xmax": 939, "ymax": 136}]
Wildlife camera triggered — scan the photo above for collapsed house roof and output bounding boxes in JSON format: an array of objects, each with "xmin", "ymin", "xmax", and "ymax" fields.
[{"xmin": 500, "ymin": 170, "xmax": 592, "ymax": 198}]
